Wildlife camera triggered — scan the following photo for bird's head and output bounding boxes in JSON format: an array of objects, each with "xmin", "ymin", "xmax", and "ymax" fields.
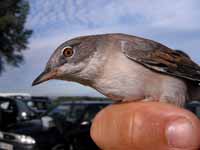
[{"xmin": 32, "ymin": 35, "xmax": 106, "ymax": 86}]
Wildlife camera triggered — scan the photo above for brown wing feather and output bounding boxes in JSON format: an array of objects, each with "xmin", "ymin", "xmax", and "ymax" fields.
[{"xmin": 121, "ymin": 37, "xmax": 200, "ymax": 82}]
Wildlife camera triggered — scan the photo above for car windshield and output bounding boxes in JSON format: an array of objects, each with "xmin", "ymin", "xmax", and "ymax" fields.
[
  {"xmin": 48, "ymin": 104, "xmax": 86, "ymax": 123},
  {"xmin": 27, "ymin": 97, "xmax": 50, "ymax": 111},
  {"xmin": 27, "ymin": 100, "xmax": 48, "ymax": 110},
  {"xmin": 48, "ymin": 102, "xmax": 110, "ymax": 123}
]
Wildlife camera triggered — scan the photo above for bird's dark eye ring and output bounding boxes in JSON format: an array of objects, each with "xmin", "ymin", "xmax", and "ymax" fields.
[{"xmin": 62, "ymin": 46, "xmax": 74, "ymax": 57}]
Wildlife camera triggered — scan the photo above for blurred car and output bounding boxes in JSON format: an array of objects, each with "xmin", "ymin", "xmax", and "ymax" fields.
[
  {"xmin": 0, "ymin": 100, "xmax": 112, "ymax": 150},
  {"xmin": 0, "ymin": 97, "xmax": 37, "ymax": 131}
]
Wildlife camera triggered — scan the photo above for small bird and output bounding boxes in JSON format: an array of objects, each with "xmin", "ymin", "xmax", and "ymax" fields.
[{"xmin": 32, "ymin": 33, "xmax": 200, "ymax": 107}]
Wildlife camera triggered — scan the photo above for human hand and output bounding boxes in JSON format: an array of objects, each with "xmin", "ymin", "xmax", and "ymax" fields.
[{"xmin": 91, "ymin": 102, "xmax": 200, "ymax": 150}]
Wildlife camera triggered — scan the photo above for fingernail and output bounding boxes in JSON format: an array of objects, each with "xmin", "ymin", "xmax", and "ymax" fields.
[{"xmin": 166, "ymin": 118, "xmax": 196, "ymax": 148}]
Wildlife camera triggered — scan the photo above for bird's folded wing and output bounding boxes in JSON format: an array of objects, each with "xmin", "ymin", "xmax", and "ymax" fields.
[{"xmin": 122, "ymin": 39, "xmax": 200, "ymax": 82}]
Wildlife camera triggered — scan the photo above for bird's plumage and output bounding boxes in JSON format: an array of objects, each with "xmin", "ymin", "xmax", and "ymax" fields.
[
  {"xmin": 32, "ymin": 33, "xmax": 200, "ymax": 107},
  {"xmin": 119, "ymin": 35, "xmax": 200, "ymax": 83}
]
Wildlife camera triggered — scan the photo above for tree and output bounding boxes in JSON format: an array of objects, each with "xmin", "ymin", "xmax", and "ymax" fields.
[{"xmin": 0, "ymin": 0, "xmax": 32, "ymax": 74}]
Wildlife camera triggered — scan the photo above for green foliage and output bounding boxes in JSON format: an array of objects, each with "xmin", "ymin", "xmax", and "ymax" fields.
[{"xmin": 0, "ymin": 0, "xmax": 32, "ymax": 73}]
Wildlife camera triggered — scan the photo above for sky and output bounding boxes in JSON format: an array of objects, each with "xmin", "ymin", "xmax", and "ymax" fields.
[{"xmin": 0, "ymin": 0, "xmax": 200, "ymax": 97}]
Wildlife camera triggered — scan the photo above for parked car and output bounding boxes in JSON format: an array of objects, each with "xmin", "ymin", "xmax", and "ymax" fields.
[
  {"xmin": 0, "ymin": 100, "xmax": 112, "ymax": 150},
  {"xmin": 0, "ymin": 97, "xmax": 37, "ymax": 131}
]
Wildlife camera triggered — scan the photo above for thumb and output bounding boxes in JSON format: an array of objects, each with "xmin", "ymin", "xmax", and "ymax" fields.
[{"xmin": 91, "ymin": 102, "xmax": 200, "ymax": 150}]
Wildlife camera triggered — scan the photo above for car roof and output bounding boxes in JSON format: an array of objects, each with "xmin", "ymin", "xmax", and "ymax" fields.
[{"xmin": 0, "ymin": 93, "xmax": 31, "ymax": 97}]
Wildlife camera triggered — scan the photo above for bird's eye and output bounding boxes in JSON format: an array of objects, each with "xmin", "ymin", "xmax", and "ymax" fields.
[{"xmin": 62, "ymin": 46, "xmax": 74, "ymax": 57}]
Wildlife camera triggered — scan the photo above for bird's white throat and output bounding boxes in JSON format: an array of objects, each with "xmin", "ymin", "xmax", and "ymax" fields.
[{"xmin": 59, "ymin": 50, "xmax": 108, "ymax": 86}]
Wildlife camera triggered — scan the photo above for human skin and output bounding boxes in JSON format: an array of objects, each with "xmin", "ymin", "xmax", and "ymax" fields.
[{"xmin": 91, "ymin": 102, "xmax": 200, "ymax": 150}]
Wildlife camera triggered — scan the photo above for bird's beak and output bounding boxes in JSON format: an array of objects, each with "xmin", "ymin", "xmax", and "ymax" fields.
[{"xmin": 32, "ymin": 69, "xmax": 58, "ymax": 86}]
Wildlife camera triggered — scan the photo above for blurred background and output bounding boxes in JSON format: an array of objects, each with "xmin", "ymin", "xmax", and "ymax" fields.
[{"xmin": 1, "ymin": 0, "xmax": 200, "ymax": 97}]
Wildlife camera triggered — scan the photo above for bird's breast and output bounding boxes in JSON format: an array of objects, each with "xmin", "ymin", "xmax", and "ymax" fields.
[{"xmin": 92, "ymin": 52, "xmax": 161, "ymax": 101}]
